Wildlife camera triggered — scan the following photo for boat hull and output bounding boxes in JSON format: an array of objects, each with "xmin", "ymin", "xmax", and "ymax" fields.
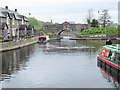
[
  {"xmin": 38, "ymin": 35, "xmax": 50, "ymax": 43},
  {"xmin": 97, "ymin": 55, "xmax": 120, "ymax": 81}
]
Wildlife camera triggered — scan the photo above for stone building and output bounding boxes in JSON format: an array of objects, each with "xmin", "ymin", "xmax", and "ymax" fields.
[
  {"xmin": 0, "ymin": 6, "xmax": 34, "ymax": 41},
  {"xmin": 0, "ymin": 23, "xmax": 8, "ymax": 40}
]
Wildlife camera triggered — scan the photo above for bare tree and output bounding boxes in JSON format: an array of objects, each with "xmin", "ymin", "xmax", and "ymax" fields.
[
  {"xmin": 99, "ymin": 10, "xmax": 111, "ymax": 28},
  {"xmin": 86, "ymin": 9, "xmax": 94, "ymax": 24}
]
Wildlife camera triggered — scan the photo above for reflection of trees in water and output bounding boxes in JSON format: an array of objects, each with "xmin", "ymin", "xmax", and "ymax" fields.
[
  {"xmin": 76, "ymin": 40, "xmax": 118, "ymax": 50},
  {"xmin": 38, "ymin": 40, "xmax": 119, "ymax": 54},
  {"xmin": 1, "ymin": 45, "xmax": 35, "ymax": 81},
  {"xmin": 77, "ymin": 40, "xmax": 104, "ymax": 49},
  {"xmin": 40, "ymin": 40, "xmax": 104, "ymax": 53},
  {"xmin": 39, "ymin": 42, "xmax": 97, "ymax": 54},
  {"xmin": 100, "ymin": 68, "xmax": 120, "ymax": 89},
  {"xmin": 42, "ymin": 47, "xmax": 96, "ymax": 53}
]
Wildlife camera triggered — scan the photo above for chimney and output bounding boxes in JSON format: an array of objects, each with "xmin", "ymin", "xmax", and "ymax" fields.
[
  {"xmin": 15, "ymin": 9, "xmax": 17, "ymax": 12},
  {"xmin": 5, "ymin": 6, "xmax": 8, "ymax": 9}
]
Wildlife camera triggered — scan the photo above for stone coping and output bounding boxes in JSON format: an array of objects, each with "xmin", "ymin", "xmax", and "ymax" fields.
[{"xmin": 0, "ymin": 37, "xmax": 39, "ymax": 52}]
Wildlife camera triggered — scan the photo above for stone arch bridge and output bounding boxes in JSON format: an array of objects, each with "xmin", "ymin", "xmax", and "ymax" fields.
[{"xmin": 43, "ymin": 24, "xmax": 90, "ymax": 37}]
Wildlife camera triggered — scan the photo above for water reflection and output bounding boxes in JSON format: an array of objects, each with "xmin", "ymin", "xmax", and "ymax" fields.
[
  {"xmin": 1, "ymin": 38, "xmax": 119, "ymax": 88},
  {"xmin": 1, "ymin": 45, "xmax": 35, "ymax": 81},
  {"xmin": 39, "ymin": 39, "xmax": 105, "ymax": 53},
  {"xmin": 99, "ymin": 68, "xmax": 120, "ymax": 89}
]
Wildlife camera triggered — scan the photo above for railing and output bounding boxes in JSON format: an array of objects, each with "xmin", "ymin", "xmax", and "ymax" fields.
[{"xmin": 79, "ymin": 34, "xmax": 120, "ymax": 38}]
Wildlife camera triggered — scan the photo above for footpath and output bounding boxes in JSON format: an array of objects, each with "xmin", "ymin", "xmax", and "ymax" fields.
[{"xmin": 0, "ymin": 36, "xmax": 39, "ymax": 52}]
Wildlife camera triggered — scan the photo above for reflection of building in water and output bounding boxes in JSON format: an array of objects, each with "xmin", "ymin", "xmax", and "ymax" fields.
[
  {"xmin": 99, "ymin": 68, "xmax": 120, "ymax": 89},
  {"xmin": 1, "ymin": 45, "xmax": 35, "ymax": 81}
]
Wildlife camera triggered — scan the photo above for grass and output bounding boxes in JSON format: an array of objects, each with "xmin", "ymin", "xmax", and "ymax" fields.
[
  {"xmin": 42, "ymin": 30, "xmax": 56, "ymax": 36},
  {"xmin": 77, "ymin": 28, "xmax": 119, "ymax": 36}
]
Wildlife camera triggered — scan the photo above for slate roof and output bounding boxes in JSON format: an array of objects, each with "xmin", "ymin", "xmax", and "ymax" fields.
[
  {"xmin": 0, "ymin": 7, "xmax": 27, "ymax": 20},
  {"xmin": 0, "ymin": 8, "xmax": 6, "ymax": 18},
  {"xmin": 0, "ymin": 12, "xmax": 6, "ymax": 18},
  {"xmin": 18, "ymin": 15, "xmax": 29, "ymax": 22}
]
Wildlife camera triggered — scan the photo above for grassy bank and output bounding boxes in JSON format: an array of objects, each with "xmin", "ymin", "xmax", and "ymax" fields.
[
  {"xmin": 42, "ymin": 30, "xmax": 56, "ymax": 36},
  {"xmin": 77, "ymin": 28, "xmax": 119, "ymax": 36}
]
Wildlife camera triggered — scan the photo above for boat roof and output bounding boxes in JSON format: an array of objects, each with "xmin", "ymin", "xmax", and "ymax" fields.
[{"xmin": 102, "ymin": 44, "xmax": 120, "ymax": 53}]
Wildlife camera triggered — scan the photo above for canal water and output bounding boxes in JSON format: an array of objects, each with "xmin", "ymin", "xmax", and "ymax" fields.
[{"xmin": 0, "ymin": 38, "xmax": 119, "ymax": 88}]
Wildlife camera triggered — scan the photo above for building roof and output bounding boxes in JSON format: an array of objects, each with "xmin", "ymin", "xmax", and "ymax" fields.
[
  {"xmin": 103, "ymin": 44, "xmax": 120, "ymax": 53},
  {"xmin": 62, "ymin": 21, "xmax": 70, "ymax": 24},
  {"xmin": 0, "ymin": 7, "xmax": 27, "ymax": 21},
  {"xmin": 18, "ymin": 15, "xmax": 29, "ymax": 22},
  {"xmin": 0, "ymin": 12, "xmax": 6, "ymax": 18},
  {"xmin": 0, "ymin": 8, "xmax": 6, "ymax": 18},
  {"xmin": 2, "ymin": 11, "xmax": 12, "ymax": 19}
]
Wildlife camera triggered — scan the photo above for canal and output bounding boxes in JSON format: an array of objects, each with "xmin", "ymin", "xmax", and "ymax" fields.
[{"xmin": 0, "ymin": 38, "xmax": 119, "ymax": 88}]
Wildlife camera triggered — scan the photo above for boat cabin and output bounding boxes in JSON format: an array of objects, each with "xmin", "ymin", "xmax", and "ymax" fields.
[
  {"xmin": 38, "ymin": 35, "xmax": 50, "ymax": 42},
  {"xmin": 99, "ymin": 44, "xmax": 120, "ymax": 64}
]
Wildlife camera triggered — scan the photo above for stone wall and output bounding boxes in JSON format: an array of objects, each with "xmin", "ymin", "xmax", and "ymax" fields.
[
  {"xmin": 78, "ymin": 34, "xmax": 120, "ymax": 38},
  {"xmin": 43, "ymin": 24, "xmax": 90, "ymax": 35},
  {"xmin": 1, "ymin": 36, "xmax": 38, "ymax": 49}
]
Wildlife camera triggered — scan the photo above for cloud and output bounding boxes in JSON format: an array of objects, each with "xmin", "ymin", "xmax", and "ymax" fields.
[
  {"xmin": 0, "ymin": 0, "xmax": 117, "ymax": 7},
  {"xmin": 34, "ymin": 13, "xmax": 87, "ymax": 24},
  {"xmin": 0, "ymin": 0, "xmax": 118, "ymax": 23}
]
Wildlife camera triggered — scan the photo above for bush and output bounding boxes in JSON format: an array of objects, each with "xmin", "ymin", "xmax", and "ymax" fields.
[{"xmin": 77, "ymin": 28, "xmax": 119, "ymax": 36}]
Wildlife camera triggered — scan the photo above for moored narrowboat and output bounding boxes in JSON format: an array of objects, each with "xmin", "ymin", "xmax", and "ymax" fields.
[
  {"xmin": 38, "ymin": 35, "xmax": 50, "ymax": 42},
  {"xmin": 97, "ymin": 44, "xmax": 120, "ymax": 80}
]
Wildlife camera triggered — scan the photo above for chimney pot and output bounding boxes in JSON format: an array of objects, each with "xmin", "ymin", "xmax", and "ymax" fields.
[
  {"xmin": 15, "ymin": 9, "xmax": 17, "ymax": 12},
  {"xmin": 5, "ymin": 6, "xmax": 8, "ymax": 9}
]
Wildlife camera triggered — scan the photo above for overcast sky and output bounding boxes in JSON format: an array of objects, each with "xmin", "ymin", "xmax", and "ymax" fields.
[{"xmin": 0, "ymin": 0, "xmax": 118, "ymax": 24}]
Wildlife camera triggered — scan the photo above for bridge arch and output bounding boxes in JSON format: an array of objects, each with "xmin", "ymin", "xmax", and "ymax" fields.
[{"xmin": 57, "ymin": 29, "xmax": 65, "ymax": 35}]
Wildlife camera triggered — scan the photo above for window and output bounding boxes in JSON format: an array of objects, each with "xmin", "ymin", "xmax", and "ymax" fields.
[
  {"xmin": 12, "ymin": 18, "xmax": 15, "ymax": 25},
  {"xmin": 100, "ymin": 49, "xmax": 109, "ymax": 58},
  {"xmin": 108, "ymin": 52, "xmax": 115, "ymax": 61},
  {"xmin": 7, "ymin": 17, "xmax": 9, "ymax": 24},
  {"xmin": 114, "ymin": 53, "xmax": 120, "ymax": 64}
]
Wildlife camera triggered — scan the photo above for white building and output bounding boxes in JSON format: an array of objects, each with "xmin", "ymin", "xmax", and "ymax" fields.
[{"xmin": 0, "ymin": 6, "xmax": 34, "ymax": 41}]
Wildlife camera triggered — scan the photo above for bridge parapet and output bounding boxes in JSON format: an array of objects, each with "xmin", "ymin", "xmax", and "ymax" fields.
[{"xmin": 43, "ymin": 24, "xmax": 90, "ymax": 35}]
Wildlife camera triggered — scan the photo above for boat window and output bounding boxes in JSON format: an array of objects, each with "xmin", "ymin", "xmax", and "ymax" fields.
[
  {"xmin": 110, "ymin": 52, "xmax": 115, "ymax": 61},
  {"xmin": 108, "ymin": 51, "xmax": 112, "ymax": 59},
  {"xmin": 114, "ymin": 53, "xmax": 120, "ymax": 64},
  {"xmin": 100, "ymin": 49, "xmax": 109, "ymax": 58}
]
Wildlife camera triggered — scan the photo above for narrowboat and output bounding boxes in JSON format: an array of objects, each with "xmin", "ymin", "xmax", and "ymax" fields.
[
  {"xmin": 97, "ymin": 44, "xmax": 120, "ymax": 80},
  {"xmin": 38, "ymin": 35, "xmax": 50, "ymax": 42}
]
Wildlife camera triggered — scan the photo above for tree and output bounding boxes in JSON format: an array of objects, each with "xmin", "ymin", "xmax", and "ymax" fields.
[
  {"xmin": 86, "ymin": 9, "xmax": 94, "ymax": 24},
  {"xmin": 99, "ymin": 10, "xmax": 111, "ymax": 28},
  {"xmin": 27, "ymin": 17, "xmax": 39, "ymax": 26},
  {"xmin": 27, "ymin": 17, "xmax": 42, "ymax": 30},
  {"xmin": 91, "ymin": 19, "xmax": 99, "ymax": 27},
  {"xmin": 27, "ymin": 17, "xmax": 54, "ymax": 30}
]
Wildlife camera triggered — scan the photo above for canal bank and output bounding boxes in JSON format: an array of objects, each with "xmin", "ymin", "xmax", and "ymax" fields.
[
  {"xmin": 0, "ymin": 36, "xmax": 39, "ymax": 52},
  {"xmin": 0, "ymin": 36, "xmax": 119, "ymax": 52},
  {"xmin": 69, "ymin": 37, "xmax": 117, "ymax": 40}
]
